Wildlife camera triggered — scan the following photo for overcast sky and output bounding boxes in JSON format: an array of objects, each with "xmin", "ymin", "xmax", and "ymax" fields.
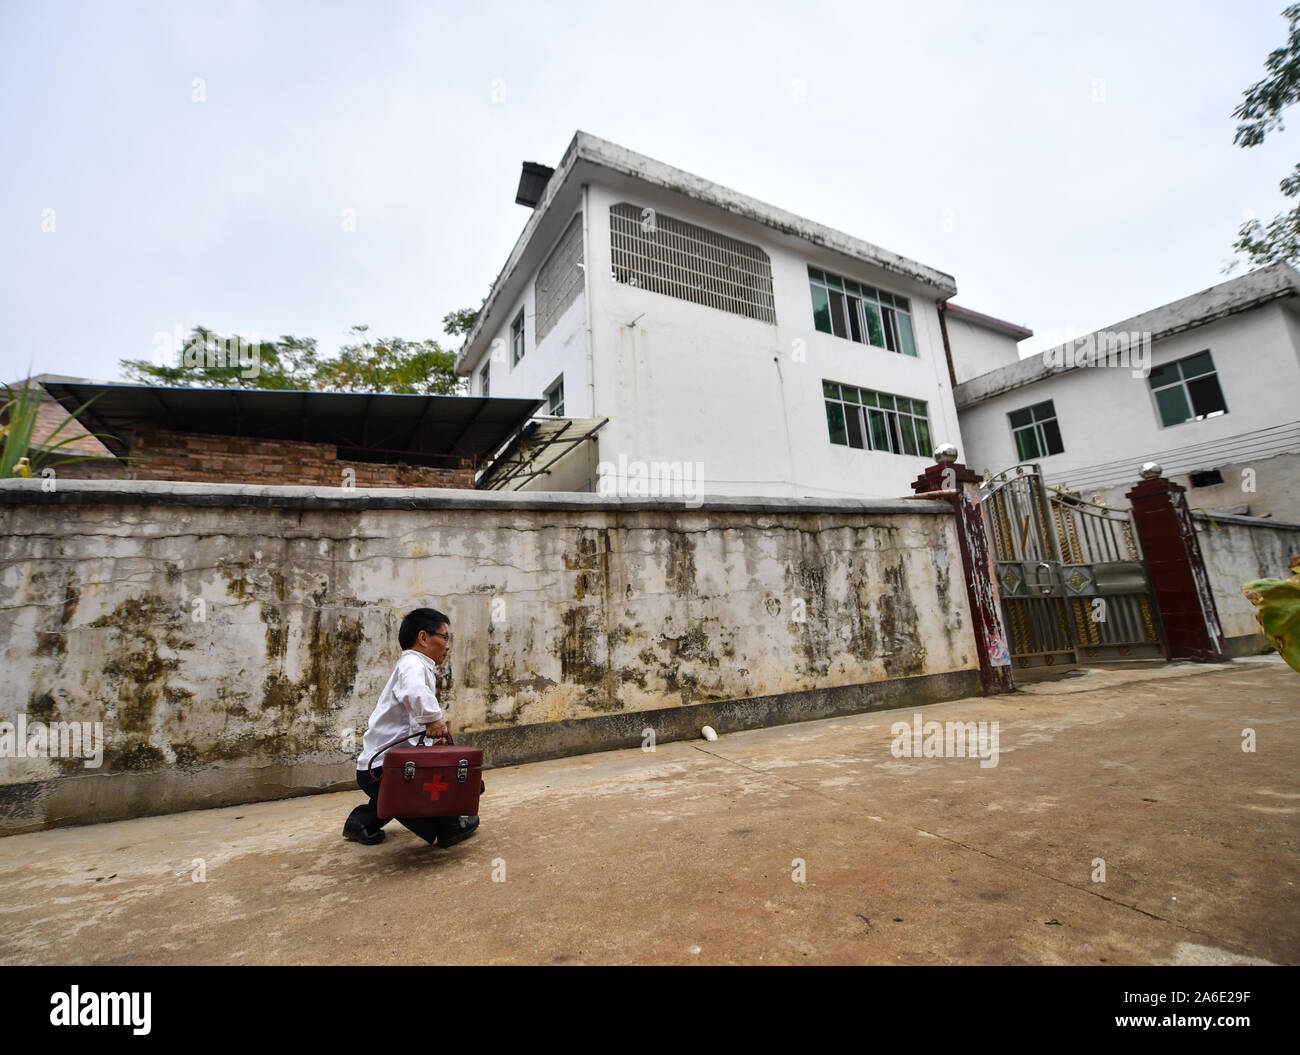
[{"xmin": 2, "ymin": 0, "xmax": 1294, "ymax": 385}]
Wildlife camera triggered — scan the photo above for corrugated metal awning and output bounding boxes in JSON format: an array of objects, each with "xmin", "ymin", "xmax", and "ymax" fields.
[
  {"xmin": 477, "ymin": 416, "xmax": 607, "ymax": 490},
  {"xmin": 41, "ymin": 380, "xmax": 543, "ymax": 469}
]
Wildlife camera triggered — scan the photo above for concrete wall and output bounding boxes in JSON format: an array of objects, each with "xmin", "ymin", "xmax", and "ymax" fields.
[
  {"xmin": 1193, "ymin": 510, "xmax": 1300, "ymax": 652},
  {"xmin": 0, "ymin": 480, "xmax": 978, "ymax": 834}
]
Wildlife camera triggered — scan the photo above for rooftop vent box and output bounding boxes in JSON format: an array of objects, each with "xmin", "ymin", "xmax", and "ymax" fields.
[{"xmin": 515, "ymin": 162, "xmax": 555, "ymax": 208}]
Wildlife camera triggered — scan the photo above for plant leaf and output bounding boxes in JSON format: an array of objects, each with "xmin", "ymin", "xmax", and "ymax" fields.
[{"xmin": 1242, "ymin": 559, "xmax": 1300, "ymax": 673}]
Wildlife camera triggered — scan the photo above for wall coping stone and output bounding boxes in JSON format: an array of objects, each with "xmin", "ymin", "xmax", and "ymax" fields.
[
  {"xmin": 0, "ymin": 479, "xmax": 953, "ymax": 516},
  {"xmin": 1191, "ymin": 509, "xmax": 1300, "ymax": 532}
]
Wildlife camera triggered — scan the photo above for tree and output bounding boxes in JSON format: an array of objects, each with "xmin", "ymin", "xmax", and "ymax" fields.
[
  {"xmin": 121, "ymin": 329, "xmax": 323, "ymax": 390},
  {"xmin": 313, "ymin": 326, "xmax": 461, "ymax": 395},
  {"xmin": 120, "ymin": 304, "xmax": 484, "ymax": 394},
  {"xmin": 441, "ymin": 303, "xmax": 482, "ymax": 339},
  {"xmin": 1229, "ymin": 4, "xmax": 1300, "ymax": 270}
]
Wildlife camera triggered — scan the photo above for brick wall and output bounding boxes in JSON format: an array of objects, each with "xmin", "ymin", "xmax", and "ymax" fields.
[{"xmin": 120, "ymin": 429, "xmax": 474, "ymax": 488}]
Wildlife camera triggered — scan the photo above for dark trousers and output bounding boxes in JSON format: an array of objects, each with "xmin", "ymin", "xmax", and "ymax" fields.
[{"xmin": 347, "ymin": 767, "xmax": 451, "ymax": 846}]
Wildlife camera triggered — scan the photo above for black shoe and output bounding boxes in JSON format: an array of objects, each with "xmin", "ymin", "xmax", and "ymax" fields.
[
  {"xmin": 437, "ymin": 815, "xmax": 479, "ymax": 848},
  {"xmin": 342, "ymin": 820, "xmax": 385, "ymax": 845}
]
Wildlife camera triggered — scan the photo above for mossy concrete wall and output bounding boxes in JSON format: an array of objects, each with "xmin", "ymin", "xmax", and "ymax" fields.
[
  {"xmin": 1193, "ymin": 511, "xmax": 1300, "ymax": 653},
  {"xmin": 0, "ymin": 480, "xmax": 978, "ymax": 833}
]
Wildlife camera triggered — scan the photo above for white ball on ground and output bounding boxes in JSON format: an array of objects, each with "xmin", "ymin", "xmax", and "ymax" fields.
[{"xmin": 701, "ymin": 726, "xmax": 718, "ymax": 741}]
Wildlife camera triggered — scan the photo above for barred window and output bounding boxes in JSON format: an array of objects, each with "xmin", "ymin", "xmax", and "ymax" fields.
[
  {"xmin": 535, "ymin": 214, "xmax": 584, "ymax": 343},
  {"xmin": 609, "ymin": 202, "xmax": 776, "ymax": 323},
  {"xmin": 479, "ymin": 362, "xmax": 490, "ymax": 398},
  {"xmin": 823, "ymin": 380, "xmax": 931, "ymax": 456},
  {"xmin": 809, "ymin": 266, "xmax": 917, "ymax": 356}
]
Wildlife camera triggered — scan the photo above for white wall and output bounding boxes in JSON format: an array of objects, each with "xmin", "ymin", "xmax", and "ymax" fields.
[
  {"xmin": 945, "ymin": 314, "xmax": 1023, "ymax": 383},
  {"xmin": 582, "ymin": 180, "xmax": 960, "ymax": 499},
  {"xmin": 957, "ymin": 302, "xmax": 1300, "ymax": 490},
  {"xmin": 474, "ymin": 209, "xmax": 589, "ymax": 415}
]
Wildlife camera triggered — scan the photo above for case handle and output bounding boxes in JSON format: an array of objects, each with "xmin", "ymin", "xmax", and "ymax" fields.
[{"xmin": 366, "ymin": 729, "xmax": 452, "ymax": 780}]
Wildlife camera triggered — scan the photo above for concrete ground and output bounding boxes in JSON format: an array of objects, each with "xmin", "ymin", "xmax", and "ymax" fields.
[{"xmin": 1, "ymin": 655, "xmax": 1296, "ymax": 966}]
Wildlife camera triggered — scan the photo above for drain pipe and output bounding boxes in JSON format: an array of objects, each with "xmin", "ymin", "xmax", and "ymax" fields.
[
  {"xmin": 937, "ymin": 299, "xmax": 958, "ymax": 390},
  {"xmin": 582, "ymin": 184, "xmax": 595, "ymax": 419},
  {"xmin": 580, "ymin": 183, "xmax": 599, "ymax": 492}
]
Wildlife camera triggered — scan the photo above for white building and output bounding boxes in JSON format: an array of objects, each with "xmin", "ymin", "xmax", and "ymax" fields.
[
  {"xmin": 954, "ymin": 264, "xmax": 1300, "ymax": 522},
  {"xmin": 458, "ymin": 132, "xmax": 1019, "ymax": 500}
]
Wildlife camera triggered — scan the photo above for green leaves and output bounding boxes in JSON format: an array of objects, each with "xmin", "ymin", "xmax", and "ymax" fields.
[
  {"xmin": 1233, "ymin": 4, "xmax": 1300, "ymax": 147},
  {"xmin": 313, "ymin": 326, "xmax": 462, "ymax": 395},
  {"xmin": 1, "ymin": 377, "xmax": 119, "ymax": 478},
  {"xmin": 441, "ymin": 304, "xmax": 482, "ymax": 339},
  {"xmin": 1243, "ymin": 555, "xmax": 1300, "ymax": 674},
  {"xmin": 1229, "ymin": 6, "xmax": 1300, "ymax": 269},
  {"xmin": 120, "ymin": 322, "xmax": 469, "ymax": 395}
]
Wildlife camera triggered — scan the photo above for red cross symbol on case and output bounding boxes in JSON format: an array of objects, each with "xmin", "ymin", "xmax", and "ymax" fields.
[{"xmin": 423, "ymin": 774, "xmax": 449, "ymax": 801}]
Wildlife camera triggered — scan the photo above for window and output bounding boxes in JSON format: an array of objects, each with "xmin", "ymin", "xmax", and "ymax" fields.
[
  {"xmin": 1008, "ymin": 400, "xmax": 1064, "ymax": 459},
  {"xmin": 479, "ymin": 362, "xmax": 490, "ymax": 398},
  {"xmin": 609, "ymin": 202, "xmax": 776, "ymax": 323},
  {"xmin": 823, "ymin": 380, "xmax": 931, "ymax": 456},
  {"xmin": 1147, "ymin": 350, "xmax": 1227, "ymax": 427},
  {"xmin": 510, "ymin": 310, "xmax": 525, "ymax": 367},
  {"xmin": 809, "ymin": 266, "xmax": 917, "ymax": 356},
  {"xmin": 1189, "ymin": 469, "xmax": 1224, "ymax": 487},
  {"xmin": 546, "ymin": 376, "xmax": 564, "ymax": 416},
  {"xmin": 535, "ymin": 214, "xmax": 584, "ymax": 342}
]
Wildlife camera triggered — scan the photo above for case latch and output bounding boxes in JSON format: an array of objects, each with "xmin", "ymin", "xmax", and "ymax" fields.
[
  {"xmin": 403, "ymin": 761, "xmax": 416, "ymax": 781},
  {"xmin": 457, "ymin": 758, "xmax": 469, "ymax": 784}
]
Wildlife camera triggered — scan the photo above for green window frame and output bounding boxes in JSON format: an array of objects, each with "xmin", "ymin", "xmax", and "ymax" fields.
[
  {"xmin": 823, "ymin": 380, "xmax": 931, "ymax": 456},
  {"xmin": 1147, "ymin": 351, "xmax": 1227, "ymax": 427},
  {"xmin": 510, "ymin": 309, "xmax": 525, "ymax": 367},
  {"xmin": 808, "ymin": 266, "xmax": 917, "ymax": 356},
  {"xmin": 1008, "ymin": 400, "xmax": 1064, "ymax": 460}
]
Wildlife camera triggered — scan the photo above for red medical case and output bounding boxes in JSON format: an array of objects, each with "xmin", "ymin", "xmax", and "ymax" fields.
[{"xmin": 372, "ymin": 736, "xmax": 484, "ymax": 819}]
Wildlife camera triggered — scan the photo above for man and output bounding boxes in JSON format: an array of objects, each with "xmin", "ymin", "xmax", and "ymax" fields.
[{"xmin": 343, "ymin": 607, "xmax": 480, "ymax": 848}]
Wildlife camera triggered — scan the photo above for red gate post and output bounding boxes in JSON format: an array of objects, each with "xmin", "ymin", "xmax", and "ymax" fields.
[
  {"xmin": 911, "ymin": 444, "xmax": 1015, "ymax": 694},
  {"xmin": 1125, "ymin": 462, "xmax": 1225, "ymax": 661}
]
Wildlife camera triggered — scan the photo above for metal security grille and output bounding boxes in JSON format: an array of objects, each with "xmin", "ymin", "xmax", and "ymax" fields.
[
  {"xmin": 609, "ymin": 202, "xmax": 776, "ymax": 323},
  {"xmin": 535, "ymin": 213, "xmax": 584, "ymax": 343},
  {"xmin": 982, "ymin": 463, "xmax": 1165, "ymax": 667}
]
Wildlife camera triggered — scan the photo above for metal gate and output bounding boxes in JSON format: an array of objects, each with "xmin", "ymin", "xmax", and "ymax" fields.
[{"xmin": 981, "ymin": 464, "xmax": 1166, "ymax": 668}]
